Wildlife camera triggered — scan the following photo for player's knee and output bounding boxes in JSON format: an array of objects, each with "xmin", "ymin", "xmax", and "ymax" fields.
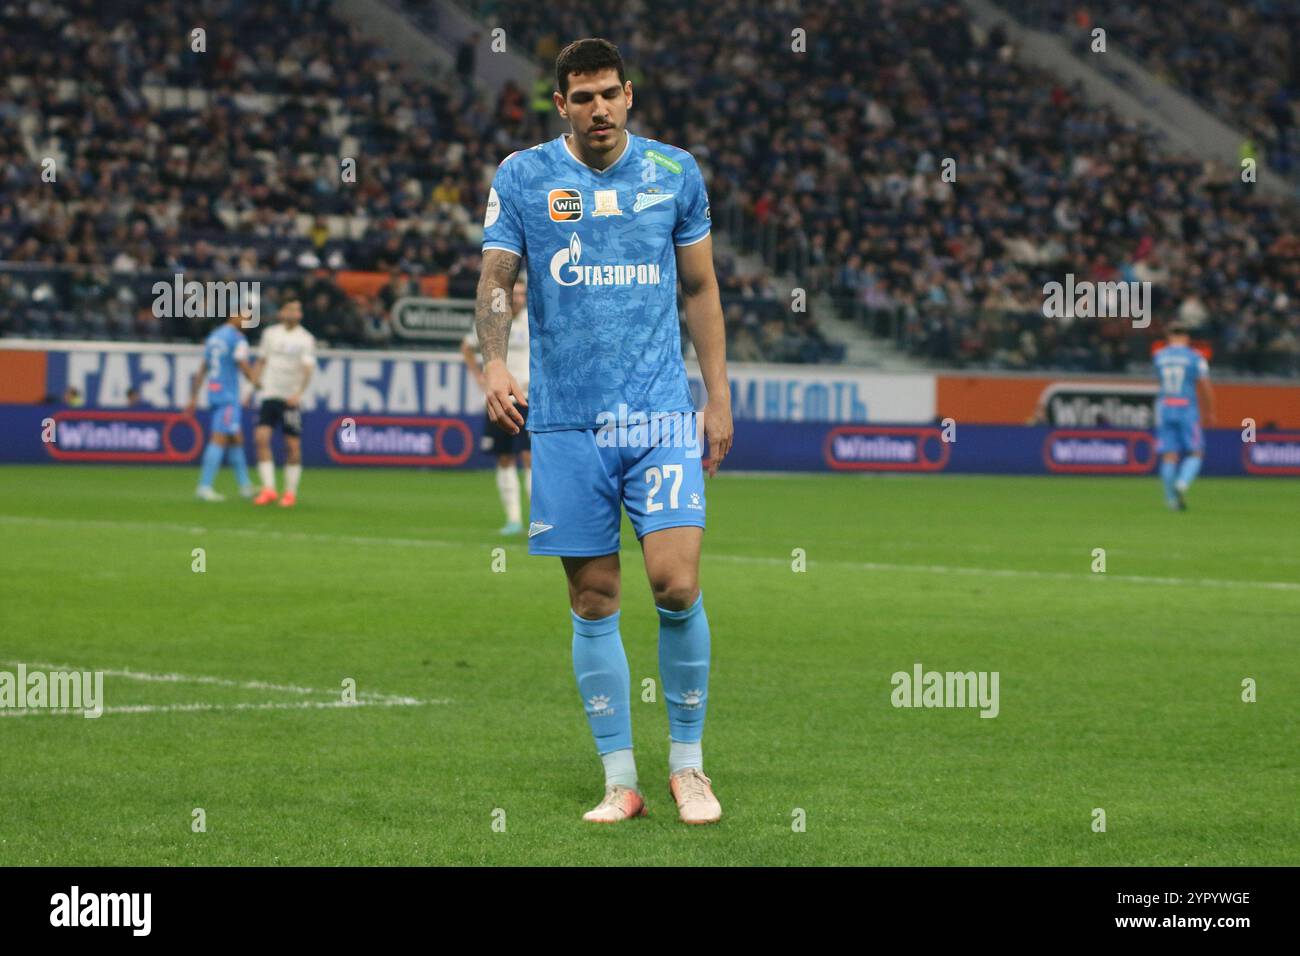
[
  {"xmin": 651, "ymin": 576, "xmax": 699, "ymax": 612},
  {"xmin": 571, "ymin": 587, "xmax": 619, "ymax": 620}
]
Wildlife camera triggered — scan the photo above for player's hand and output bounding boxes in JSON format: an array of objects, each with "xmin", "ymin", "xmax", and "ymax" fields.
[
  {"xmin": 483, "ymin": 358, "xmax": 527, "ymax": 434},
  {"xmin": 700, "ymin": 401, "xmax": 733, "ymax": 477},
  {"xmin": 286, "ymin": 394, "xmax": 300, "ymax": 408}
]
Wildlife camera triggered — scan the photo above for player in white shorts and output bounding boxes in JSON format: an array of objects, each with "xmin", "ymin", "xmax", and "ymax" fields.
[
  {"xmin": 461, "ymin": 276, "xmax": 532, "ymax": 534},
  {"xmin": 251, "ymin": 296, "xmax": 316, "ymax": 508}
]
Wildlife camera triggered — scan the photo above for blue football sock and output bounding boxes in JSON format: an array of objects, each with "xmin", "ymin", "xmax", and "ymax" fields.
[
  {"xmin": 1176, "ymin": 455, "xmax": 1202, "ymax": 492},
  {"xmin": 657, "ymin": 592, "xmax": 710, "ymax": 746},
  {"xmin": 1159, "ymin": 458, "xmax": 1178, "ymax": 502},
  {"xmin": 572, "ymin": 609, "xmax": 632, "ymax": 755},
  {"xmin": 198, "ymin": 441, "xmax": 224, "ymax": 489},
  {"xmin": 226, "ymin": 445, "xmax": 251, "ymax": 489}
]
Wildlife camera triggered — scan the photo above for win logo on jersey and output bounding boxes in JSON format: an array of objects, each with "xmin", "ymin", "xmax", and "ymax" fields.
[
  {"xmin": 549, "ymin": 233, "xmax": 662, "ymax": 287},
  {"xmin": 548, "ymin": 188, "xmax": 583, "ymax": 221}
]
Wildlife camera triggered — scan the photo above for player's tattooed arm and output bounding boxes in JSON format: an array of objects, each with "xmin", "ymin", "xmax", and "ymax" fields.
[
  {"xmin": 476, "ymin": 248, "xmax": 521, "ymax": 362},
  {"xmin": 476, "ymin": 248, "xmax": 527, "ymax": 433}
]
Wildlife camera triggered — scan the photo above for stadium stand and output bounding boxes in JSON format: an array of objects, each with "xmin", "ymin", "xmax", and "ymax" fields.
[
  {"xmin": 0, "ymin": 0, "xmax": 838, "ymax": 361},
  {"xmin": 993, "ymin": 0, "xmax": 1300, "ymax": 178},
  {"xmin": 433, "ymin": 0, "xmax": 1300, "ymax": 378},
  {"xmin": 1, "ymin": 0, "xmax": 1297, "ymax": 375}
]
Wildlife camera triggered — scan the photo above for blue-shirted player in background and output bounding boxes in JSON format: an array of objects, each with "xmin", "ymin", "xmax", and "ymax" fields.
[
  {"xmin": 1154, "ymin": 323, "xmax": 1215, "ymax": 510},
  {"xmin": 186, "ymin": 306, "xmax": 261, "ymax": 501},
  {"xmin": 476, "ymin": 38, "xmax": 734, "ymax": 825}
]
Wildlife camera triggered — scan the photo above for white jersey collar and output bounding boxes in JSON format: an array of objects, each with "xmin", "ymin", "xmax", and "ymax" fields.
[{"xmin": 559, "ymin": 130, "xmax": 634, "ymax": 176}]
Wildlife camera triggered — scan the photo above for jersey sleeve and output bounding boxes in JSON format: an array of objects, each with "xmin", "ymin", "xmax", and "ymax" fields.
[
  {"xmin": 482, "ymin": 157, "xmax": 525, "ymax": 257},
  {"xmin": 673, "ymin": 154, "xmax": 712, "ymax": 247},
  {"xmin": 233, "ymin": 338, "xmax": 250, "ymax": 363},
  {"xmin": 302, "ymin": 333, "xmax": 317, "ymax": 370}
]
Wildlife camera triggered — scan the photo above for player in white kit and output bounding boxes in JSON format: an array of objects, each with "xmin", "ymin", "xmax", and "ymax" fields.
[
  {"xmin": 461, "ymin": 276, "xmax": 532, "ymax": 534},
  {"xmin": 251, "ymin": 297, "xmax": 316, "ymax": 508}
]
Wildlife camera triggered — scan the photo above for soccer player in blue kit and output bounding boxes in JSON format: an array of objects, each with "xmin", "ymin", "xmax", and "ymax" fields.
[
  {"xmin": 186, "ymin": 307, "xmax": 261, "ymax": 502},
  {"xmin": 1153, "ymin": 323, "xmax": 1215, "ymax": 510},
  {"xmin": 475, "ymin": 39, "xmax": 734, "ymax": 824}
]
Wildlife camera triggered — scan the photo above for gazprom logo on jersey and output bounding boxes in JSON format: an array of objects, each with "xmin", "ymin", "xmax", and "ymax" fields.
[
  {"xmin": 1242, "ymin": 433, "xmax": 1300, "ymax": 475},
  {"xmin": 1043, "ymin": 429, "xmax": 1155, "ymax": 473},
  {"xmin": 549, "ymin": 234, "xmax": 661, "ymax": 287},
  {"xmin": 823, "ymin": 426, "xmax": 949, "ymax": 471},
  {"xmin": 595, "ymin": 405, "xmax": 701, "ymax": 457}
]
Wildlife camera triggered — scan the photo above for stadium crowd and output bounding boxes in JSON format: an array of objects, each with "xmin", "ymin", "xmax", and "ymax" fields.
[
  {"xmin": 444, "ymin": 0, "xmax": 1300, "ymax": 378},
  {"xmin": 994, "ymin": 0, "xmax": 1300, "ymax": 179},
  {"xmin": 0, "ymin": 0, "xmax": 836, "ymax": 361},
  {"xmin": 1, "ymin": 0, "xmax": 1297, "ymax": 376}
]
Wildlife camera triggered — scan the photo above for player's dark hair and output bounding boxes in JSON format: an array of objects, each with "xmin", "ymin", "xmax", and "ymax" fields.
[
  {"xmin": 555, "ymin": 38, "xmax": 626, "ymax": 97},
  {"xmin": 1168, "ymin": 322, "xmax": 1190, "ymax": 336}
]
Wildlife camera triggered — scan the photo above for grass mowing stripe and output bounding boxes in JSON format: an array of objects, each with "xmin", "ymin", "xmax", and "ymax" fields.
[{"xmin": 5, "ymin": 512, "xmax": 1297, "ymax": 592}]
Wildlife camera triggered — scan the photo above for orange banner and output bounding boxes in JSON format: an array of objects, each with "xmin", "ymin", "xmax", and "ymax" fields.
[{"xmin": 937, "ymin": 375, "xmax": 1300, "ymax": 429}]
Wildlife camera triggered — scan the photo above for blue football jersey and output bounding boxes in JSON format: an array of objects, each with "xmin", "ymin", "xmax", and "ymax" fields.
[
  {"xmin": 1154, "ymin": 344, "xmax": 1208, "ymax": 409},
  {"xmin": 203, "ymin": 323, "xmax": 250, "ymax": 405},
  {"xmin": 481, "ymin": 131, "xmax": 711, "ymax": 431}
]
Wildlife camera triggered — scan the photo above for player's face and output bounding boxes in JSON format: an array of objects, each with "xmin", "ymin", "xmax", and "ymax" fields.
[
  {"xmin": 557, "ymin": 69, "xmax": 631, "ymax": 153},
  {"xmin": 280, "ymin": 301, "xmax": 302, "ymax": 325}
]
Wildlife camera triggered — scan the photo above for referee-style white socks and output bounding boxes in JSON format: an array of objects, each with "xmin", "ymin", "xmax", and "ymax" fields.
[
  {"xmin": 524, "ymin": 467, "xmax": 532, "ymax": 500},
  {"xmin": 258, "ymin": 460, "xmax": 275, "ymax": 491},
  {"xmin": 285, "ymin": 464, "xmax": 302, "ymax": 495},
  {"xmin": 601, "ymin": 747, "xmax": 639, "ymax": 791},
  {"xmin": 496, "ymin": 465, "xmax": 522, "ymax": 524}
]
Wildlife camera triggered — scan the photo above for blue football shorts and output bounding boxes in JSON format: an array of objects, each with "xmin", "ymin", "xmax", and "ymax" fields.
[
  {"xmin": 209, "ymin": 402, "xmax": 242, "ymax": 437},
  {"xmin": 528, "ymin": 419, "xmax": 706, "ymax": 556},
  {"xmin": 1154, "ymin": 404, "xmax": 1203, "ymax": 455}
]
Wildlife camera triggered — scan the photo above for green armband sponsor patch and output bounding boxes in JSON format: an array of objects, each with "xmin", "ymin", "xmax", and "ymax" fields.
[{"xmin": 645, "ymin": 149, "xmax": 683, "ymax": 175}]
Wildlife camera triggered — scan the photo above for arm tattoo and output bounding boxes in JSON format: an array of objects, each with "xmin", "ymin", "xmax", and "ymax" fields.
[{"xmin": 475, "ymin": 249, "xmax": 521, "ymax": 364}]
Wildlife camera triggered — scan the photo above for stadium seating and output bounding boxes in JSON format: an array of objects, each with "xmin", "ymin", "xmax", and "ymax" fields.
[{"xmin": 437, "ymin": 0, "xmax": 1300, "ymax": 378}]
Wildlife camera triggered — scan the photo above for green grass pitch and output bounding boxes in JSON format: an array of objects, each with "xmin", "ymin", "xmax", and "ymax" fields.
[{"xmin": 1, "ymin": 463, "xmax": 1297, "ymax": 866}]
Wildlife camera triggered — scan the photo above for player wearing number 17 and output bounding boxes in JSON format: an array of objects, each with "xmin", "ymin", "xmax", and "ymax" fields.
[
  {"xmin": 476, "ymin": 38, "xmax": 734, "ymax": 825},
  {"xmin": 1153, "ymin": 323, "xmax": 1215, "ymax": 511}
]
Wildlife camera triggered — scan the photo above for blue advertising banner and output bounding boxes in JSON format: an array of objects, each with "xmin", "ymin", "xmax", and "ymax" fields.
[{"xmin": 3, "ymin": 404, "xmax": 1297, "ymax": 477}]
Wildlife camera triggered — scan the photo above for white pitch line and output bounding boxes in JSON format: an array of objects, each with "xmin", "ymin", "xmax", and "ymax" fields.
[
  {"xmin": 713, "ymin": 554, "xmax": 1300, "ymax": 592},
  {"xmin": 2, "ymin": 660, "xmax": 424, "ymax": 704},
  {"xmin": 0, "ymin": 698, "xmax": 449, "ymax": 718},
  {"xmin": 3, "ymin": 513, "xmax": 1298, "ymax": 593}
]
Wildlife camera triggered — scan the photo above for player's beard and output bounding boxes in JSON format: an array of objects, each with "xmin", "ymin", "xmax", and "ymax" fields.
[{"xmin": 588, "ymin": 123, "xmax": 619, "ymax": 151}]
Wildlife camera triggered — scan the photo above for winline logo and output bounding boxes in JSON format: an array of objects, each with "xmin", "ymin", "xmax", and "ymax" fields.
[{"xmin": 0, "ymin": 664, "xmax": 104, "ymax": 718}]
